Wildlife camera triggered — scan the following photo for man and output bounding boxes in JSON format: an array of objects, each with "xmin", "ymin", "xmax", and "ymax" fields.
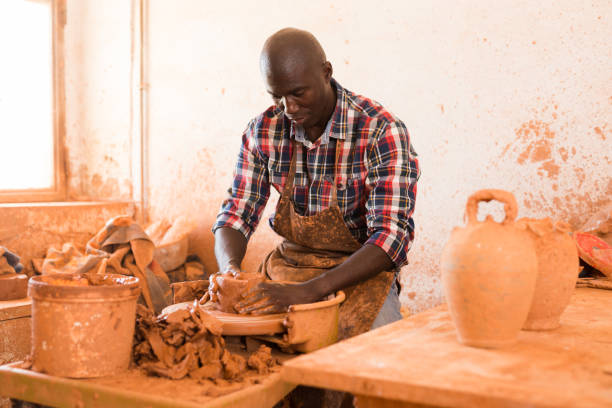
[{"xmin": 212, "ymin": 28, "xmax": 419, "ymax": 338}]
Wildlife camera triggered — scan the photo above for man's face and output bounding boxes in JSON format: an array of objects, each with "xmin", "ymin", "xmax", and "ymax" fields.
[{"xmin": 263, "ymin": 62, "xmax": 332, "ymax": 130}]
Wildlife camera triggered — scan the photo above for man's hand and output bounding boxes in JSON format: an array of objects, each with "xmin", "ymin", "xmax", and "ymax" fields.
[
  {"xmin": 198, "ymin": 271, "xmax": 226, "ymax": 304},
  {"xmin": 199, "ymin": 264, "xmax": 260, "ymax": 305},
  {"xmin": 235, "ymin": 281, "xmax": 322, "ymax": 315},
  {"xmin": 221, "ymin": 263, "xmax": 242, "ymax": 277}
]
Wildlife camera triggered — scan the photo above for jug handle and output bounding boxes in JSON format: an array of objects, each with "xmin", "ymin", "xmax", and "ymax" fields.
[{"xmin": 466, "ymin": 189, "xmax": 518, "ymax": 225}]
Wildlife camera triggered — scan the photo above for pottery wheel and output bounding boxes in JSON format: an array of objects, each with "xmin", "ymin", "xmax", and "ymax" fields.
[{"xmin": 162, "ymin": 301, "xmax": 286, "ymax": 336}]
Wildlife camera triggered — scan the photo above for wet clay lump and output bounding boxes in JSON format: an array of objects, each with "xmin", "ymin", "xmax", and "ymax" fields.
[{"xmin": 207, "ymin": 272, "xmax": 263, "ymax": 314}]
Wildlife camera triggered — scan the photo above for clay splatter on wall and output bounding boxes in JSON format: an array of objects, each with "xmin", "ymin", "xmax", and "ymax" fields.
[
  {"xmin": 501, "ymin": 117, "xmax": 564, "ymax": 180},
  {"xmin": 500, "ymin": 106, "xmax": 611, "ymax": 229}
]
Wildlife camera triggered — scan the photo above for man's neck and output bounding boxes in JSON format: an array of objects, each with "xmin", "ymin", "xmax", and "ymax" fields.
[
  {"xmin": 305, "ymin": 84, "xmax": 337, "ymax": 143},
  {"xmin": 305, "ymin": 127, "xmax": 324, "ymax": 143}
]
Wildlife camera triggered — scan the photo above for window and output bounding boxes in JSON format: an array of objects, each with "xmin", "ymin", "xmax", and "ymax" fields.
[{"xmin": 0, "ymin": 0, "xmax": 65, "ymax": 202}]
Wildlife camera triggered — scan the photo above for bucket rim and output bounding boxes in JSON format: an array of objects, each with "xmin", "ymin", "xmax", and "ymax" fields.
[{"xmin": 28, "ymin": 274, "xmax": 141, "ymax": 299}]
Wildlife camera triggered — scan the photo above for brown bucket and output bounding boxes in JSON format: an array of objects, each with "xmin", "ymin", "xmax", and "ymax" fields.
[{"xmin": 28, "ymin": 274, "xmax": 141, "ymax": 378}]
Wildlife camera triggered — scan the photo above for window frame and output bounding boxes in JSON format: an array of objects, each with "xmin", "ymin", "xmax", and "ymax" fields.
[{"xmin": 0, "ymin": 0, "xmax": 66, "ymax": 203}]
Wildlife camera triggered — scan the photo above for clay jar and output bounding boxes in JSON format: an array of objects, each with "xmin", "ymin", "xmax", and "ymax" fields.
[
  {"xmin": 518, "ymin": 218, "xmax": 579, "ymax": 330},
  {"xmin": 209, "ymin": 272, "xmax": 263, "ymax": 314},
  {"xmin": 441, "ymin": 189, "xmax": 538, "ymax": 348}
]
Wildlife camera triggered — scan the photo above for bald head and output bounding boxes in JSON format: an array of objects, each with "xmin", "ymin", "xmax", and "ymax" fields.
[
  {"xmin": 259, "ymin": 28, "xmax": 336, "ymax": 141},
  {"xmin": 260, "ymin": 28, "xmax": 327, "ymax": 79}
]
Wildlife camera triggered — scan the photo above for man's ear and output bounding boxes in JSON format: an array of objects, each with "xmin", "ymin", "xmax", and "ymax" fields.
[{"xmin": 323, "ymin": 61, "xmax": 333, "ymax": 81}]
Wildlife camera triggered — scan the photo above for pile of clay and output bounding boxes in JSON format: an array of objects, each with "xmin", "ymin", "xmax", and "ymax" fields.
[{"xmin": 133, "ymin": 301, "xmax": 277, "ymax": 381}]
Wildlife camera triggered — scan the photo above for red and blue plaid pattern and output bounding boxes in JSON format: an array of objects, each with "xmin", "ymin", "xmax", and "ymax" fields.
[{"xmin": 213, "ymin": 79, "xmax": 419, "ymax": 267}]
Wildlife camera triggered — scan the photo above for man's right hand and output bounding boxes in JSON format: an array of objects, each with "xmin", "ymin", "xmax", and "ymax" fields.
[
  {"xmin": 204, "ymin": 226, "xmax": 248, "ymax": 305},
  {"xmin": 199, "ymin": 263, "xmax": 244, "ymax": 305},
  {"xmin": 221, "ymin": 263, "xmax": 242, "ymax": 277}
]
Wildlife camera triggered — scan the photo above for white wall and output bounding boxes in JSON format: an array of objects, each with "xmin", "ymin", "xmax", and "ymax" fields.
[
  {"xmin": 64, "ymin": 0, "xmax": 133, "ymax": 200},
  {"xmin": 66, "ymin": 0, "xmax": 612, "ymax": 313}
]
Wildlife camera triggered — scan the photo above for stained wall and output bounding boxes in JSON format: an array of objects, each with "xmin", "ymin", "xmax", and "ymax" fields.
[
  {"xmin": 63, "ymin": 0, "xmax": 133, "ymax": 201},
  {"xmin": 66, "ymin": 0, "xmax": 612, "ymax": 314}
]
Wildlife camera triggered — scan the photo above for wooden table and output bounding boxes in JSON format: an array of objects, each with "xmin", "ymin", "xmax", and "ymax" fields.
[
  {"xmin": 282, "ymin": 288, "xmax": 612, "ymax": 408},
  {"xmin": 0, "ymin": 342, "xmax": 295, "ymax": 408},
  {"xmin": 0, "ymin": 363, "xmax": 294, "ymax": 408}
]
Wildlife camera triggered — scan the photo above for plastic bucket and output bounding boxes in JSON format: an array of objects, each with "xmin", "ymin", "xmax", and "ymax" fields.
[{"xmin": 28, "ymin": 274, "xmax": 141, "ymax": 378}]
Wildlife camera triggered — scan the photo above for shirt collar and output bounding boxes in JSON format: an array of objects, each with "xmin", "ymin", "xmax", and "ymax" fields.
[{"xmin": 291, "ymin": 78, "xmax": 347, "ymax": 148}]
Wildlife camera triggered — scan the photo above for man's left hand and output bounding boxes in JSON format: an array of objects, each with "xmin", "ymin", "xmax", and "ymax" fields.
[{"xmin": 235, "ymin": 281, "xmax": 321, "ymax": 315}]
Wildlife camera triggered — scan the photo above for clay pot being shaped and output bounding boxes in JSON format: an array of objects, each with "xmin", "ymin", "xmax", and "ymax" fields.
[
  {"xmin": 209, "ymin": 272, "xmax": 263, "ymax": 314},
  {"xmin": 441, "ymin": 189, "xmax": 538, "ymax": 348},
  {"xmin": 518, "ymin": 218, "xmax": 580, "ymax": 330}
]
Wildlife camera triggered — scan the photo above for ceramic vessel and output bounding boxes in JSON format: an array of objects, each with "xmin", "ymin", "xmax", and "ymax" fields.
[
  {"xmin": 29, "ymin": 274, "xmax": 141, "ymax": 378},
  {"xmin": 519, "ymin": 218, "xmax": 580, "ymax": 330},
  {"xmin": 441, "ymin": 189, "xmax": 538, "ymax": 348}
]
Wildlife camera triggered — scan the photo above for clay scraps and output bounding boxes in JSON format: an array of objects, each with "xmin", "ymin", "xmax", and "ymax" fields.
[
  {"xmin": 166, "ymin": 260, "xmax": 208, "ymax": 284},
  {"xmin": 133, "ymin": 301, "xmax": 277, "ymax": 381},
  {"xmin": 171, "ymin": 279, "xmax": 209, "ymax": 304}
]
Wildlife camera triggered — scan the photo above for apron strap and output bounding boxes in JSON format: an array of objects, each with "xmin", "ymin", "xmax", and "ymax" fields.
[
  {"xmin": 284, "ymin": 141, "xmax": 299, "ymax": 196},
  {"xmin": 330, "ymin": 138, "xmax": 343, "ymax": 206}
]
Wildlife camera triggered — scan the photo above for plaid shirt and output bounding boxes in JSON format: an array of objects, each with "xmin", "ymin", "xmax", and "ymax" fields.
[{"xmin": 213, "ymin": 79, "xmax": 419, "ymax": 267}]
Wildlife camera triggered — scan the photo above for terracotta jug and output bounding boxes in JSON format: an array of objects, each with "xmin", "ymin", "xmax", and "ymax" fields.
[
  {"xmin": 441, "ymin": 189, "xmax": 538, "ymax": 348},
  {"xmin": 518, "ymin": 218, "xmax": 579, "ymax": 330}
]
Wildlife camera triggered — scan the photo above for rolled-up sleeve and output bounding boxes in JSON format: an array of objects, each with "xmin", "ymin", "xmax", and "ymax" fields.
[
  {"xmin": 364, "ymin": 120, "xmax": 419, "ymax": 267},
  {"xmin": 212, "ymin": 121, "xmax": 270, "ymax": 240}
]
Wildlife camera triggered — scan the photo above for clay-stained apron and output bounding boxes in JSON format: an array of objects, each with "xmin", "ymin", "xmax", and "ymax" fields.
[{"xmin": 259, "ymin": 139, "xmax": 395, "ymax": 340}]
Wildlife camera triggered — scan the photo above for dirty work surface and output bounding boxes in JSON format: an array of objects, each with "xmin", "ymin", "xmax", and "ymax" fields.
[
  {"xmin": 283, "ymin": 288, "xmax": 612, "ymax": 408},
  {"xmin": 0, "ymin": 344, "xmax": 295, "ymax": 408}
]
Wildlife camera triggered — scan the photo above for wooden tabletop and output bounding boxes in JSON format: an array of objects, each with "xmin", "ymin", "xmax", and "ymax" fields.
[
  {"xmin": 282, "ymin": 288, "xmax": 612, "ymax": 408},
  {"xmin": 0, "ymin": 363, "xmax": 294, "ymax": 408},
  {"xmin": 0, "ymin": 335, "xmax": 295, "ymax": 408}
]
